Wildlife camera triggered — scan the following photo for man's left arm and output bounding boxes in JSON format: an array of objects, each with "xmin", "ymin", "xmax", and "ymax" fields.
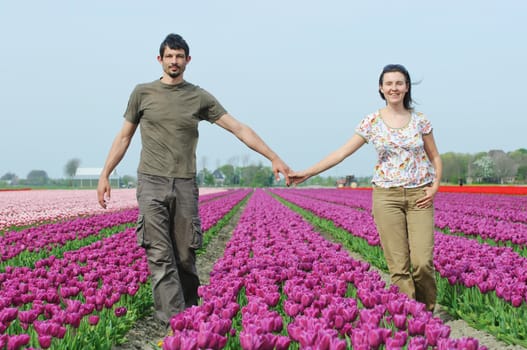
[{"xmin": 214, "ymin": 113, "xmax": 290, "ymax": 185}]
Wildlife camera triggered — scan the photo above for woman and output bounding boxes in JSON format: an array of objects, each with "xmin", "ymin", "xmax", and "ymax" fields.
[{"xmin": 289, "ymin": 64, "xmax": 442, "ymax": 311}]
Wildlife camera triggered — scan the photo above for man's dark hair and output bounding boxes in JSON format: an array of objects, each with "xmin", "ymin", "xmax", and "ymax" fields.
[{"xmin": 160, "ymin": 34, "xmax": 190, "ymax": 57}]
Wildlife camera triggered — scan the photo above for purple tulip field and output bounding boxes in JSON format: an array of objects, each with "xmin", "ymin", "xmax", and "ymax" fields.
[
  {"xmin": 1, "ymin": 187, "xmax": 526, "ymax": 349},
  {"xmin": 269, "ymin": 188, "xmax": 527, "ymax": 348},
  {"xmin": 0, "ymin": 188, "xmax": 249, "ymax": 349}
]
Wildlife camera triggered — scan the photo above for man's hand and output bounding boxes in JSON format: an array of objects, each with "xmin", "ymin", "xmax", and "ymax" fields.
[
  {"xmin": 97, "ymin": 177, "xmax": 111, "ymax": 209},
  {"xmin": 272, "ymin": 158, "xmax": 291, "ymax": 186}
]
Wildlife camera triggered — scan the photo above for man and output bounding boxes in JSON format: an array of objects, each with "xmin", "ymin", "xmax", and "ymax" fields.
[{"xmin": 97, "ymin": 33, "xmax": 290, "ymax": 328}]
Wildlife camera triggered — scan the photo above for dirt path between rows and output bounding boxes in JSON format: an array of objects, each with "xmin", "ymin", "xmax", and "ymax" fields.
[{"xmin": 113, "ymin": 202, "xmax": 525, "ymax": 350}]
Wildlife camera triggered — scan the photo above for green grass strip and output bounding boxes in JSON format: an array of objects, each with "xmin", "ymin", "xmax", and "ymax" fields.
[
  {"xmin": 196, "ymin": 193, "xmax": 250, "ymax": 256},
  {"xmin": 274, "ymin": 195, "xmax": 387, "ymax": 269}
]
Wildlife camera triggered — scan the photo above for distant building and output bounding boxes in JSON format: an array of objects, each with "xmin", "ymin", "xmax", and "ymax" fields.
[
  {"xmin": 73, "ymin": 167, "xmax": 120, "ymax": 188},
  {"xmin": 212, "ymin": 169, "xmax": 225, "ymax": 186}
]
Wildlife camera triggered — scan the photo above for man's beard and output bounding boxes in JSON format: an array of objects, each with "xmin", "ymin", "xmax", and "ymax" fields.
[{"xmin": 167, "ymin": 65, "xmax": 182, "ymax": 78}]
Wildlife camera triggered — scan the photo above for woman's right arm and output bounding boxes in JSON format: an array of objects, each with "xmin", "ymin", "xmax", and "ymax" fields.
[{"xmin": 290, "ymin": 134, "xmax": 366, "ymax": 184}]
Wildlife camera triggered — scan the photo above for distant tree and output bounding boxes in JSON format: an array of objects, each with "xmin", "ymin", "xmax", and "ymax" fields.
[
  {"xmin": 510, "ymin": 148, "xmax": 527, "ymax": 156},
  {"xmin": 306, "ymin": 175, "xmax": 326, "ymax": 186},
  {"xmin": 239, "ymin": 163, "xmax": 274, "ymax": 187},
  {"xmin": 218, "ymin": 164, "xmax": 235, "ymax": 185},
  {"xmin": 509, "ymin": 149, "xmax": 527, "ymax": 182},
  {"xmin": 26, "ymin": 170, "xmax": 49, "ymax": 186},
  {"xmin": 203, "ymin": 169, "xmax": 215, "ymax": 186},
  {"xmin": 470, "ymin": 156, "xmax": 496, "ymax": 183},
  {"xmin": 64, "ymin": 158, "xmax": 81, "ymax": 178},
  {"xmin": 489, "ymin": 150, "xmax": 517, "ymax": 183},
  {"xmin": 517, "ymin": 165, "xmax": 527, "ymax": 182},
  {"xmin": 197, "ymin": 168, "xmax": 215, "ymax": 186},
  {"xmin": 0, "ymin": 172, "xmax": 19, "ymax": 185},
  {"xmin": 441, "ymin": 152, "xmax": 471, "ymax": 184},
  {"xmin": 251, "ymin": 165, "xmax": 274, "ymax": 187},
  {"xmin": 1, "ymin": 172, "xmax": 18, "ymax": 181}
]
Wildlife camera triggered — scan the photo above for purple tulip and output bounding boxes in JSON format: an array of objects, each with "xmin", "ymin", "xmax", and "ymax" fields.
[
  {"xmin": 283, "ymin": 300, "xmax": 301, "ymax": 317},
  {"xmin": 511, "ymin": 294, "xmax": 523, "ymax": 307},
  {"xmin": 88, "ymin": 315, "xmax": 100, "ymax": 325},
  {"xmin": 454, "ymin": 338, "xmax": 482, "ymax": 350},
  {"xmin": 392, "ymin": 313, "xmax": 407, "ymax": 330},
  {"xmin": 67, "ymin": 312, "xmax": 82, "ymax": 328},
  {"xmin": 179, "ymin": 333, "xmax": 199, "ymax": 350},
  {"xmin": 0, "ymin": 307, "xmax": 18, "ymax": 323},
  {"xmin": 359, "ymin": 308, "xmax": 381, "ymax": 327},
  {"xmin": 351, "ymin": 328, "xmax": 368, "ymax": 348},
  {"xmin": 387, "ymin": 299, "xmax": 405, "ymax": 315},
  {"xmin": 239, "ymin": 330, "xmax": 265, "ymax": 350},
  {"xmin": 367, "ymin": 327, "xmax": 384, "ymax": 348},
  {"xmin": 6, "ymin": 334, "xmax": 30, "ymax": 350},
  {"xmin": 197, "ymin": 328, "xmax": 213, "ymax": 349},
  {"xmin": 18, "ymin": 309, "xmax": 39, "ymax": 324},
  {"xmin": 408, "ymin": 336, "xmax": 427, "ymax": 349},
  {"xmin": 114, "ymin": 306, "xmax": 127, "ymax": 317},
  {"xmin": 274, "ymin": 335, "xmax": 291, "ymax": 350},
  {"xmin": 38, "ymin": 335, "xmax": 53, "ymax": 349},
  {"xmin": 407, "ymin": 317, "xmax": 427, "ymax": 336},
  {"xmin": 162, "ymin": 335, "xmax": 181, "ymax": 350},
  {"xmin": 424, "ymin": 323, "xmax": 443, "ymax": 346}
]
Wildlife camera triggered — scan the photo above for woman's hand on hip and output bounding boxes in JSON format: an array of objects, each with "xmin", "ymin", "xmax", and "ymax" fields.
[{"xmin": 416, "ymin": 186, "xmax": 436, "ymax": 209}]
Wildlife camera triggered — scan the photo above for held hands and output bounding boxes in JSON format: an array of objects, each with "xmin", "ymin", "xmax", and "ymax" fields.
[{"xmin": 288, "ymin": 170, "xmax": 312, "ymax": 186}]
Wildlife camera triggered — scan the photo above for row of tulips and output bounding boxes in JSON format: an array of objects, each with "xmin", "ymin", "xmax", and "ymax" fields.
[
  {"xmin": 199, "ymin": 190, "xmax": 240, "ymax": 204},
  {"xmin": 199, "ymin": 189, "xmax": 252, "ymax": 232},
  {"xmin": 0, "ymin": 189, "xmax": 251, "ymax": 270},
  {"xmin": 290, "ymin": 187, "xmax": 527, "ymax": 227},
  {"xmin": 339, "ymin": 186, "xmax": 527, "ymax": 195},
  {"xmin": 433, "ymin": 192, "xmax": 527, "ymax": 224},
  {"xmin": 274, "ymin": 187, "xmax": 527, "ymax": 253},
  {"xmin": 0, "ymin": 209, "xmax": 139, "ymax": 268},
  {"xmin": 289, "ymin": 188, "xmax": 527, "ymax": 252},
  {"xmin": 161, "ymin": 189, "xmax": 485, "ymax": 349},
  {"xmin": 0, "ymin": 189, "xmax": 138, "ymax": 232},
  {"xmin": 269, "ymin": 188, "xmax": 527, "ymax": 347},
  {"xmin": 0, "ymin": 187, "xmax": 234, "ymax": 233},
  {"xmin": 0, "ymin": 188, "xmax": 259, "ymax": 349}
]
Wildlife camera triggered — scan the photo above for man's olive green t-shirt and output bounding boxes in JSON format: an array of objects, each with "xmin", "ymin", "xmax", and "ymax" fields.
[{"xmin": 124, "ymin": 79, "xmax": 227, "ymax": 178}]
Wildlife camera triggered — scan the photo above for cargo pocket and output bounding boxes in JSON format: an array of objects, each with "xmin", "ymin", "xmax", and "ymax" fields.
[
  {"xmin": 189, "ymin": 216, "xmax": 203, "ymax": 250},
  {"xmin": 135, "ymin": 214, "xmax": 149, "ymax": 248}
]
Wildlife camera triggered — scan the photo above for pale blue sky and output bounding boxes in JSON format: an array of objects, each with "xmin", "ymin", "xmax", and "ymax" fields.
[{"xmin": 1, "ymin": 1, "xmax": 525, "ymax": 179}]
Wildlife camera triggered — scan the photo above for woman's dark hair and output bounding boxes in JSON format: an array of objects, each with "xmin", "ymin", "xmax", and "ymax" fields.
[
  {"xmin": 160, "ymin": 33, "xmax": 190, "ymax": 57},
  {"xmin": 378, "ymin": 64, "xmax": 413, "ymax": 110}
]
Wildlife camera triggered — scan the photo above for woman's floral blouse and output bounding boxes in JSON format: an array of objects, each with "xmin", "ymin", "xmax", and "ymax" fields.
[{"xmin": 355, "ymin": 110, "xmax": 436, "ymax": 188}]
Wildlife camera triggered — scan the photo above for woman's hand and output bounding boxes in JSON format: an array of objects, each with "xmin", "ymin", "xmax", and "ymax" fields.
[{"xmin": 416, "ymin": 185, "xmax": 438, "ymax": 208}]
